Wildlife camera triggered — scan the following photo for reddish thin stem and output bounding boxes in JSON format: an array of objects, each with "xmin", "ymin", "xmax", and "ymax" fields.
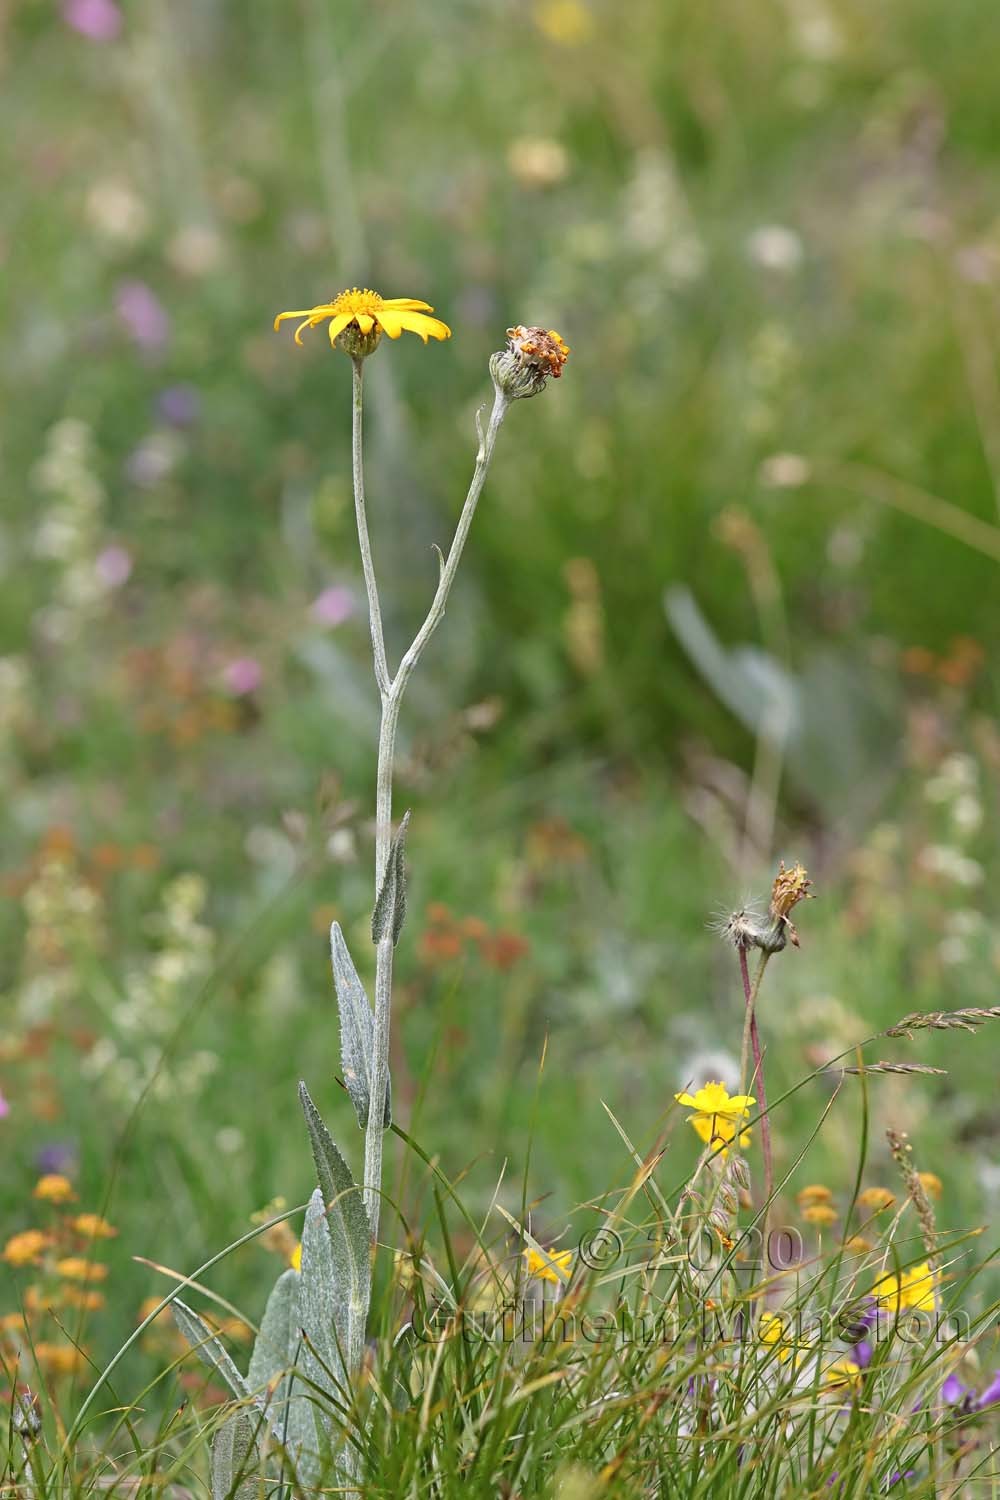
[{"xmin": 739, "ymin": 947, "xmax": 774, "ymax": 1229}]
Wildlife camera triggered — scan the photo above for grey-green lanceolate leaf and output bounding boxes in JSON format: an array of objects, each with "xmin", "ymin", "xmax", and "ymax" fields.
[
  {"xmin": 247, "ymin": 1266, "xmax": 299, "ymax": 1414},
  {"xmin": 298, "ymin": 1084, "xmax": 371, "ymax": 1373},
  {"xmin": 371, "ymin": 809, "xmax": 410, "ymax": 947},
  {"xmin": 211, "ymin": 1410, "xmax": 260, "ymax": 1500},
  {"xmin": 172, "ymin": 1299, "xmax": 252, "ymax": 1405},
  {"xmin": 330, "ymin": 921, "xmax": 390, "ymax": 1130}
]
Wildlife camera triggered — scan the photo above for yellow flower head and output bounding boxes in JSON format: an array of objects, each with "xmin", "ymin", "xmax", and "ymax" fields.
[
  {"xmin": 918, "ymin": 1171, "xmax": 943, "ymax": 1201},
  {"xmin": 71, "ymin": 1213, "xmax": 117, "ymax": 1240},
  {"xmin": 857, "ymin": 1186, "xmax": 895, "ymax": 1213},
  {"xmin": 822, "ymin": 1357, "xmax": 862, "ymax": 1396},
  {"xmin": 33, "ymin": 1174, "xmax": 76, "ymax": 1204},
  {"xmin": 802, "ymin": 1203, "xmax": 839, "ymax": 1227},
  {"xmin": 274, "ymin": 287, "xmax": 451, "ymax": 357},
  {"xmin": 872, "ymin": 1261, "xmax": 937, "ymax": 1315},
  {"xmin": 796, "ymin": 1184, "xmax": 833, "ymax": 1208},
  {"xmin": 759, "ymin": 1311, "xmax": 794, "ymax": 1363},
  {"xmin": 63, "ymin": 1286, "xmax": 105, "ymax": 1311},
  {"xmin": 289, "ymin": 1240, "xmax": 302, "ymax": 1272},
  {"xmin": 2, "ymin": 1230, "xmax": 51, "ymax": 1267},
  {"xmin": 33, "ymin": 1341, "xmax": 87, "ymax": 1377},
  {"xmin": 524, "ymin": 1246, "xmax": 573, "ymax": 1285},
  {"xmin": 55, "ymin": 1256, "xmax": 109, "ymax": 1283},
  {"xmin": 674, "ymin": 1081, "xmax": 755, "ymax": 1155}
]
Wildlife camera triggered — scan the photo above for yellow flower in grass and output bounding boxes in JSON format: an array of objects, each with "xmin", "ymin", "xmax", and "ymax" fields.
[
  {"xmin": 759, "ymin": 1311, "xmax": 794, "ymax": 1363},
  {"xmin": 802, "ymin": 1203, "xmax": 838, "ymax": 1227},
  {"xmin": 872, "ymin": 1261, "xmax": 937, "ymax": 1315},
  {"xmin": 63, "ymin": 1286, "xmax": 105, "ymax": 1312},
  {"xmin": 674, "ymin": 1081, "xmax": 754, "ymax": 1155},
  {"xmin": 822, "ymin": 1357, "xmax": 862, "ymax": 1396},
  {"xmin": 524, "ymin": 1246, "xmax": 574, "ymax": 1285},
  {"xmin": 274, "ymin": 287, "xmax": 451, "ymax": 355},
  {"xmin": 857, "ymin": 1186, "xmax": 895, "ymax": 1213},
  {"xmin": 918, "ymin": 1172, "xmax": 943, "ymax": 1201},
  {"xmin": 289, "ymin": 1241, "xmax": 302, "ymax": 1272},
  {"xmin": 2, "ymin": 1230, "xmax": 51, "ymax": 1267},
  {"xmin": 71, "ymin": 1213, "xmax": 117, "ymax": 1240},
  {"xmin": 33, "ymin": 1174, "xmax": 76, "ymax": 1204},
  {"xmin": 33, "ymin": 1341, "xmax": 87, "ymax": 1377},
  {"xmin": 796, "ymin": 1184, "xmax": 833, "ymax": 1208},
  {"xmin": 55, "ymin": 1257, "xmax": 108, "ymax": 1284}
]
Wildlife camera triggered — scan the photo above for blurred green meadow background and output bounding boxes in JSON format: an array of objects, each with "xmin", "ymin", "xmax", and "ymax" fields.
[{"xmin": 3, "ymin": 0, "xmax": 1000, "ymax": 1411}]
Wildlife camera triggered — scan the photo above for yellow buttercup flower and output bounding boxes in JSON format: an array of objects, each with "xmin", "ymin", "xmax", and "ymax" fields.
[
  {"xmin": 674, "ymin": 1080, "xmax": 755, "ymax": 1154},
  {"xmin": 524, "ymin": 1246, "xmax": 573, "ymax": 1285},
  {"xmin": 872, "ymin": 1261, "xmax": 937, "ymax": 1315},
  {"xmin": 33, "ymin": 1174, "xmax": 76, "ymax": 1204},
  {"xmin": 274, "ymin": 287, "xmax": 451, "ymax": 353}
]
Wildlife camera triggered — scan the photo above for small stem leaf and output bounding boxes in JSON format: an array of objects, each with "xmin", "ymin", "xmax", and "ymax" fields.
[
  {"xmin": 211, "ymin": 1410, "xmax": 260, "ymax": 1500},
  {"xmin": 371, "ymin": 810, "xmax": 411, "ymax": 948},
  {"xmin": 298, "ymin": 1084, "xmax": 371, "ymax": 1373},
  {"xmin": 172, "ymin": 1300, "xmax": 250, "ymax": 1401},
  {"xmin": 330, "ymin": 921, "xmax": 390, "ymax": 1130},
  {"xmin": 299, "ymin": 1188, "xmax": 348, "ymax": 1397}
]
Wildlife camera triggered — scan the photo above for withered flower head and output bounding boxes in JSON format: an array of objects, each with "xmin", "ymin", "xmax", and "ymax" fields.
[
  {"xmin": 490, "ymin": 324, "xmax": 570, "ymax": 399},
  {"xmin": 768, "ymin": 860, "xmax": 813, "ymax": 948}
]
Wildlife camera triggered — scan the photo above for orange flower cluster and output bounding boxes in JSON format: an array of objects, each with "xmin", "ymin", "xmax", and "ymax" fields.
[
  {"xmin": 419, "ymin": 904, "xmax": 531, "ymax": 971},
  {"xmin": 901, "ymin": 636, "xmax": 984, "ymax": 689}
]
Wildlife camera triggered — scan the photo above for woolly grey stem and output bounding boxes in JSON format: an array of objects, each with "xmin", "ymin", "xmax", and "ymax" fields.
[
  {"xmin": 352, "ymin": 358, "xmax": 391, "ymax": 699},
  {"xmin": 359, "ymin": 384, "xmax": 510, "ymax": 1249},
  {"xmin": 739, "ymin": 946, "xmax": 774, "ymax": 1230}
]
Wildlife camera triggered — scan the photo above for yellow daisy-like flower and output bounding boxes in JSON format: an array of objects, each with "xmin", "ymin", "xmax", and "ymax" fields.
[
  {"xmin": 33, "ymin": 1341, "xmax": 87, "ymax": 1377},
  {"xmin": 759, "ymin": 1311, "xmax": 794, "ymax": 1363},
  {"xmin": 796, "ymin": 1184, "xmax": 833, "ymax": 1208},
  {"xmin": 857, "ymin": 1186, "xmax": 895, "ymax": 1212},
  {"xmin": 524, "ymin": 1246, "xmax": 574, "ymax": 1285},
  {"xmin": 273, "ymin": 287, "xmax": 451, "ymax": 352},
  {"xmin": 33, "ymin": 1174, "xmax": 76, "ymax": 1204},
  {"xmin": 2, "ymin": 1230, "xmax": 51, "ymax": 1267},
  {"xmin": 918, "ymin": 1171, "xmax": 943, "ymax": 1200},
  {"xmin": 872, "ymin": 1261, "xmax": 937, "ymax": 1315},
  {"xmin": 674, "ymin": 1080, "xmax": 755, "ymax": 1154},
  {"xmin": 71, "ymin": 1213, "xmax": 117, "ymax": 1240}
]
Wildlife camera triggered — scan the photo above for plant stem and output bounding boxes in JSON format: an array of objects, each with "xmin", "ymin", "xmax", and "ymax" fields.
[
  {"xmin": 351, "ymin": 378, "xmax": 510, "ymax": 1252},
  {"xmin": 738, "ymin": 948, "xmax": 773, "ymax": 1230}
]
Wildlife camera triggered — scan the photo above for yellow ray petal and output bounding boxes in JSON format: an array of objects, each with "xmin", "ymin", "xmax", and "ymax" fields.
[
  {"xmin": 274, "ymin": 306, "xmax": 333, "ymax": 331},
  {"xmin": 393, "ymin": 311, "xmax": 452, "ymax": 343},
  {"xmin": 380, "ymin": 298, "xmax": 435, "ymax": 311},
  {"xmin": 326, "ymin": 313, "xmax": 353, "ymax": 345},
  {"xmin": 355, "ymin": 314, "xmax": 375, "ymax": 334},
  {"xmin": 374, "ymin": 311, "xmax": 405, "ymax": 339}
]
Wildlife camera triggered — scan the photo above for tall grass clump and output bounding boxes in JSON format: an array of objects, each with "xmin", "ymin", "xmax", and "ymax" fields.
[{"xmin": 5, "ymin": 285, "xmax": 1000, "ymax": 1500}]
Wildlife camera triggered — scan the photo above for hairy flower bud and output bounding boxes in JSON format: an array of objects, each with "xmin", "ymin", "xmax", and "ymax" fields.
[{"xmin": 491, "ymin": 325, "xmax": 570, "ymax": 399}]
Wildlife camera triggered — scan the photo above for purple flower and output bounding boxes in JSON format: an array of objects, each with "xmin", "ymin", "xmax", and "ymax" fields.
[
  {"xmin": 63, "ymin": 0, "xmax": 121, "ymax": 41},
  {"xmin": 941, "ymin": 1372, "xmax": 968, "ymax": 1406},
  {"xmin": 887, "ymin": 1471, "xmax": 915, "ymax": 1490},
  {"xmin": 310, "ymin": 586, "xmax": 354, "ymax": 628},
  {"xmin": 852, "ymin": 1338, "xmax": 873, "ymax": 1370},
  {"xmin": 96, "ymin": 545, "xmax": 133, "ymax": 588},
  {"xmin": 975, "ymin": 1369, "xmax": 1000, "ymax": 1411},
  {"xmin": 36, "ymin": 1142, "xmax": 76, "ymax": 1174},
  {"xmin": 156, "ymin": 384, "xmax": 200, "ymax": 428},
  {"xmin": 116, "ymin": 280, "xmax": 170, "ymax": 352},
  {"xmin": 223, "ymin": 657, "xmax": 262, "ymax": 696},
  {"xmin": 0, "ymin": 1088, "xmax": 9, "ymax": 1120}
]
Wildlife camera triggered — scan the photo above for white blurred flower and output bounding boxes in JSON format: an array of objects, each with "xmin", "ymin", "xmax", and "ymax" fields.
[
  {"xmin": 759, "ymin": 452, "xmax": 811, "ymax": 488},
  {"xmin": 507, "ymin": 136, "xmax": 570, "ymax": 188},
  {"xmin": 746, "ymin": 225, "xmax": 804, "ymax": 273}
]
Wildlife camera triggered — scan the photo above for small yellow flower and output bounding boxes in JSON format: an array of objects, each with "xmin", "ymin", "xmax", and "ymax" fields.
[
  {"xmin": 802, "ymin": 1203, "xmax": 839, "ymax": 1227},
  {"xmin": 524, "ymin": 1246, "xmax": 574, "ymax": 1285},
  {"xmin": 675, "ymin": 1080, "xmax": 755, "ymax": 1154},
  {"xmin": 289, "ymin": 1241, "xmax": 302, "ymax": 1272},
  {"xmin": 2, "ymin": 1230, "xmax": 51, "ymax": 1267},
  {"xmin": 918, "ymin": 1172, "xmax": 943, "ymax": 1200},
  {"xmin": 55, "ymin": 1257, "xmax": 108, "ymax": 1283},
  {"xmin": 796, "ymin": 1184, "xmax": 833, "ymax": 1208},
  {"xmin": 33, "ymin": 1174, "xmax": 76, "ymax": 1204},
  {"xmin": 63, "ymin": 1287, "xmax": 105, "ymax": 1311},
  {"xmin": 759, "ymin": 1311, "xmax": 794, "ymax": 1363},
  {"xmin": 872, "ymin": 1262, "xmax": 937, "ymax": 1315},
  {"xmin": 70, "ymin": 1213, "xmax": 117, "ymax": 1240},
  {"xmin": 857, "ymin": 1187, "xmax": 895, "ymax": 1212},
  {"xmin": 844, "ymin": 1235, "xmax": 873, "ymax": 1255},
  {"xmin": 274, "ymin": 287, "xmax": 450, "ymax": 353},
  {"xmin": 535, "ymin": 0, "xmax": 594, "ymax": 45},
  {"xmin": 33, "ymin": 1341, "xmax": 87, "ymax": 1376},
  {"xmin": 822, "ymin": 1357, "xmax": 862, "ymax": 1395}
]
